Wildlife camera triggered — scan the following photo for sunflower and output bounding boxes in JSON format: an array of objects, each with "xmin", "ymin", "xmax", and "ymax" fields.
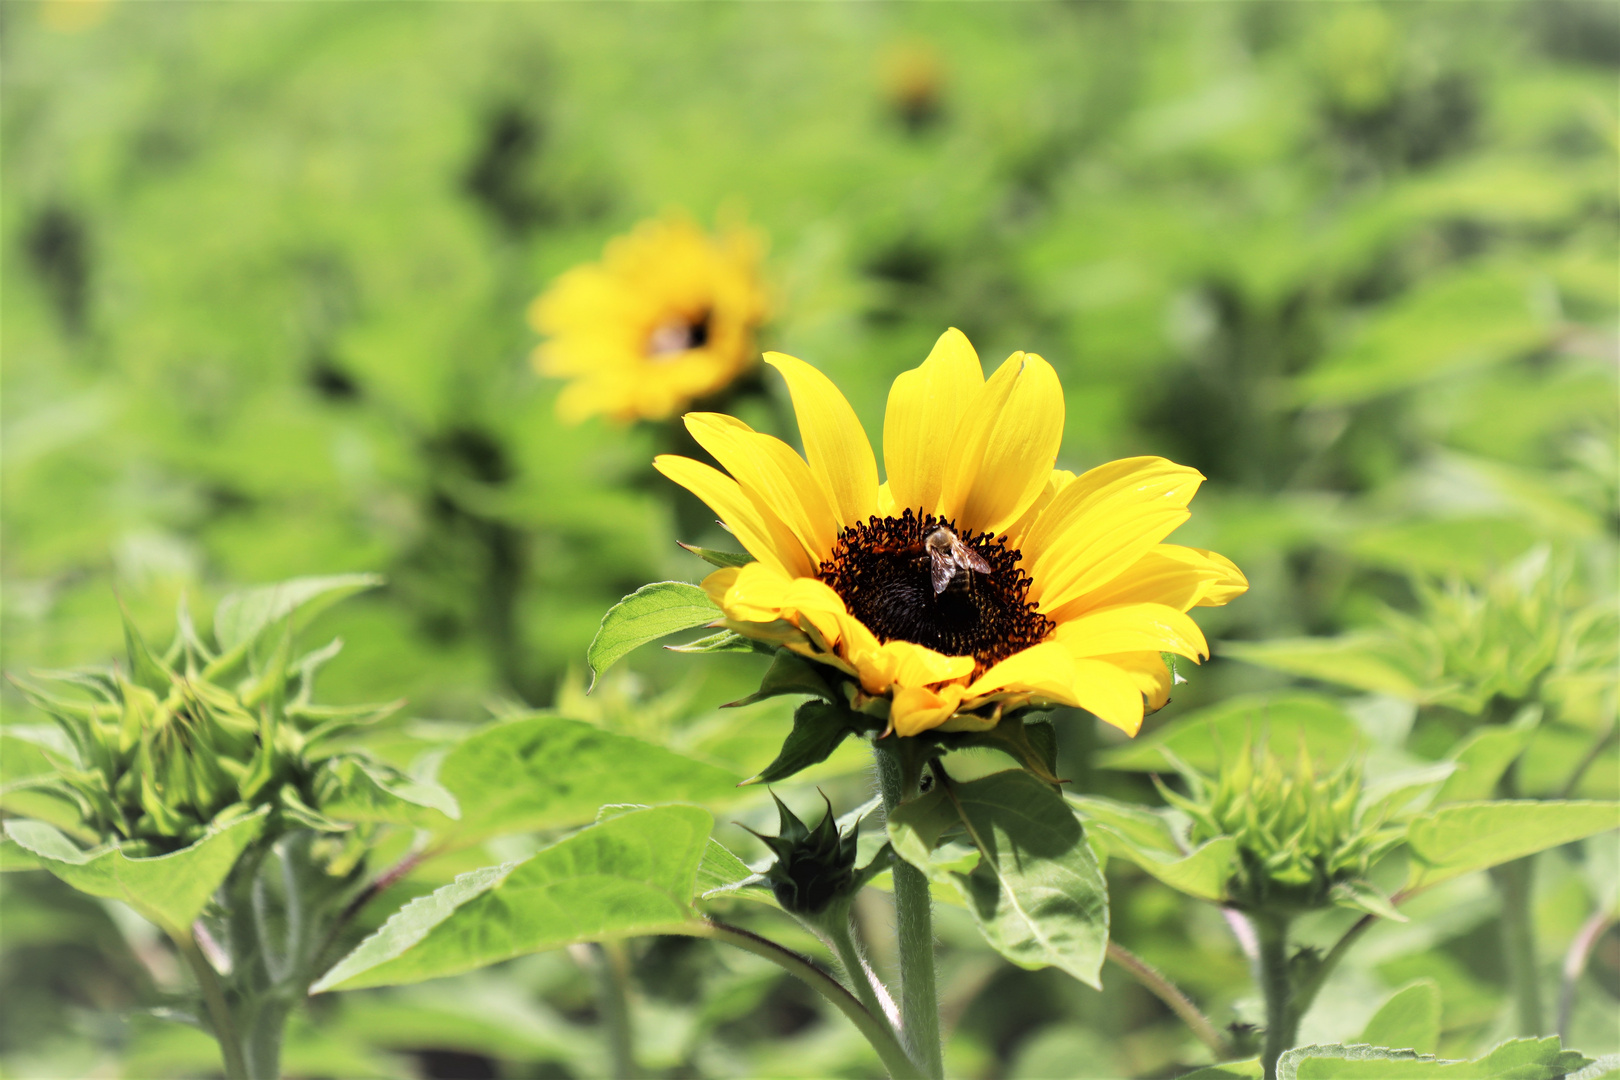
[
  {"xmin": 529, "ymin": 216, "xmax": 768, "ymax": 424},
  {"xmin": 655, "ymin": 328, "xmax": 1247, "ymax": 738}
]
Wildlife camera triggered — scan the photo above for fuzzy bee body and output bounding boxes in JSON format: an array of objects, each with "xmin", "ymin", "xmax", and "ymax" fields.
[{"xmin": 924, "ymin": 525, "xmax": 993, "ymax": 595}]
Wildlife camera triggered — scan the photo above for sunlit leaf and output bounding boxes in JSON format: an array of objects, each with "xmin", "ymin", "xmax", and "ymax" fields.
[
  {"xmin": 1406, "ymin": 801, "xmax": 1620, "ymax": 890},
  {"xmin": 213, "ymin": 574, "xmax": 383, "ymax": 654},
  {"xmin": 1097, "ymin": 692, "xmax": 1362, "ymax": 773},
  {"xmin": 1359, "ymin": 979, "xmax": 1440, "ymax": 1056},
  {"xmin": 312, "ymin": 805, "xmax": 712, "ymax": 992},
  {"xmin": 586, "ymin": 582, "xmax": 721, "ymax": 689},
  {"xmin": 4, "ymin": 807, "xmax": 269, "ymax": 936},
  {"xmin": 435, "ymin": 715, "xmax": 742, "ymax": 846}
]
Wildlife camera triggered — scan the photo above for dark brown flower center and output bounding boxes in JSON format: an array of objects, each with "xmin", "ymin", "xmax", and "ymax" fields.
[
  {"xmin": 647, "ymin": 309, "xmax": 712, "ymax": 358},
  {"xmin": 818, "ymin": 510, "xmax": 1054, "ymax": 678}
]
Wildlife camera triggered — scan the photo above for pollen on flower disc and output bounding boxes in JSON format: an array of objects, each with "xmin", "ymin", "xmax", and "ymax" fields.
[{"xmin": 819, "ymin": 510, "xmax": 1053, "ymax": 677}]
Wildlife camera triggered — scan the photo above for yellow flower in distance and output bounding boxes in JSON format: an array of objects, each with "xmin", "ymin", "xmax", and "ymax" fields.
[
  {"xmin": 656, "ymin": 329, "xmax": 1247, "ymax": 738},
  {"xmin": 530, "ymin": 217, "xmax": 767, "ymax": 424}
]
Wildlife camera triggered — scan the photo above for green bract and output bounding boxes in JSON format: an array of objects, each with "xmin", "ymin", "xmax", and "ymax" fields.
[
  {"xmin": 1157, "ymin": 741, "xmax": 1405, "ymax": 915},
  {"xmin": 6, "ymin": 576, "xmax": 450, "ymax": 862}
]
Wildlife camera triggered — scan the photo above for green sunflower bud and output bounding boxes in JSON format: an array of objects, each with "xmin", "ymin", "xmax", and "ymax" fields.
[
  {"xmin": 1158, "ymin": 739, "xmax": 1405, "ymax": 915},
  {"xmin": 745, "ymin": 792, "xmax": 863, "ymax": 917}
]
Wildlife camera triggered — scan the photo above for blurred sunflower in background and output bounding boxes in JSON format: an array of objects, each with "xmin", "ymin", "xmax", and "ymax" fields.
[
  {"xmin": 529, "ymin": 215, "xmax": 768, "ymax": 424},
  {"xmin": 657, "ymin": 328, "xmax": 1247, "ymax": 738}
]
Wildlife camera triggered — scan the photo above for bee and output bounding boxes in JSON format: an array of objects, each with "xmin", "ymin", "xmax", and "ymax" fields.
[{"xmin": 924, "ymin": 525, "xmax": 992, "ymax": 595}]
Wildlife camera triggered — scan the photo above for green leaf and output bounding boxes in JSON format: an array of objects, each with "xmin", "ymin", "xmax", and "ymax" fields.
[
  {"xmin": 1219, "ymin": 639, "xmax": 1441, "ymax": 703},
  {"xmin": 1434, "ymin": 710, "xmax": 1540, "ymax": 804},
  {"xmin": 1097, "ymin": 693, "xmax": 1361, "ymax": 773},
  {"xmin": 0, "ymin": 836, "xmax": 42, "ymax": 871},
  {"xmin": 1331, "ymin": 879, "xmax": 1406, "ymax": 923},
  {"xmin": 890, "ymin": 769, "xmax": 1110, "ymax": 987},
  {"xmin": 436, "ymin": 716, "xmax": 743, "ymax": 846},
  {"xmin": 1179, "ymin": 1063, "xmax": 1262, "ymax": 1080},
  {"xmin": 1359, "ymin": 979, "xmax": 1441, "ymax": 1056},
  {"xmin": 744, "ymin": 701, "xmax": 876, "ymax": 786},
  {"xmin": 1280, "ymin": 1036, "xmax": 1589, "ymax": 1079},
  {"xmin": 4, "ymin": 807, "xmax": 269, "ymax": 936},
  {"xmin": 1294, "ymin": 263, "xmax": 1549, "ymax": 408},
  {"xmin": 317, "ymin": 757, "xmax": 460, "ymax": 826},
  {"xmin": 1068, "ymin": 794, "xmax": 1236, "ymax": 901},
  {"xmin": 677, "ymin": 542, "xmax": 756, "ymax": 569},
  {"xmin": 1568, "ymin": 1056, "xmax": 1620, "ymax": 1080},
  {"xmin": 312, "ymin": 805, "xmax": 712, "ymax": 992},
  {"xmin": 695, "ymin": 839, "xmax": 770, "ymax": 901},
  {"xmin": 120, "ymin": 603, "xmax": 175, "ymax": 696},
  {"xmin": 724, "ymin": 649, "xmax": 838, "ymax": 708},
  {"xmin": 214, "ymin": 574, "xmax": 382, "ymax": 654},
  {"xmin": 585, "ymin": 582, "xmax": 721, "ymax": 690},
  {"xmin": 1406, "ymin": 801, "xmax": 1620, "ymax": 890},
  {"xmin": 664, "ymin": 630, "xmax": 764, "ymax": 655}
]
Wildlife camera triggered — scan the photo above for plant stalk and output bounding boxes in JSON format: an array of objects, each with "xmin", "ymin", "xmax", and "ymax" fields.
[
  {"xmin": 875, "ymin": 739, "xmax": 944, "ymax": 1080},
  {"xmin": 1253, "ymin": 913, "xmax": 1295, "ymax": 1080},
  {"xmin": 1491, "ymin": 855, "xmax": 1544, "ymax": 1035},
  {"xmin": 1106, "ymin": 941, "xmax": 1231, "ymax": 1060},
  {"xmin": 592, "ymin": 942, "xmax": 639, "ymax": 1080},
  {"xmin": 175, "ymin": 931, "xmax": 249, "ymax": 1080},
  {"xmin": 242, "ymin": 997, "xmax": 292, "ymax": 1080},
  {"xmin": 683, "ymin": 919, "xmax": 922, "ymax": 1079},
  {"xmin": 1558, "ymin": 910, "xmax": 1615, "ymax": 1040},
  {"xmin": 825, "ymin": 912, "xmax": 902, "ymax": 1033}
]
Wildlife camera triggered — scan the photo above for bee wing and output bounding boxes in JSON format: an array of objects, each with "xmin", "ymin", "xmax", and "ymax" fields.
[
  {"xmin": 930, "ymin": 548, "xmax": 956, "ymax": 595},
  {"xmin": 954, "ymin": 539, "xmax": 993, "ymax": 576}
]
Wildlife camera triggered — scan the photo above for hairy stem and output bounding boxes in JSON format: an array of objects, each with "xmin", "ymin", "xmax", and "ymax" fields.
[
  {"xmin": 1107, "ymin": 941, "xmax": 1231, "ymax": 1060},
  {"xmin": 241, "ymin": 998, "xmax": 292, "ymax": 1080},
  {"xmin": 1492, "ymin": 855, "xmax": 1543, "ymax": 1034},
  {"xmin": 825, "ymin": 913, "xmax": 902, "ymax": 1033},
  {"xmin": 1254, "ymin": 914, "xmax": 1295, "ymax": 1080},
  {"xmin": 875, "ymin": 739, "xmax": 944, "ymax": 1080},
  {"xmin": 682, "ymin": 919, "xmax": 922, "ymax": 1079},
  {"xmin": 176, "ymin": 931, "xmax": 249, "ymax": 1080}
]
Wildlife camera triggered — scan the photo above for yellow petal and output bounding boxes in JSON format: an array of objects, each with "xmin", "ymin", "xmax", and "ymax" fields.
[
  {"xmin": 685, "ymin": 413, "xmax": 839, "ymax": 565},
  {"xmin": 1055, "ymin": 603, "xmax": 1209, "ymax": 661},
  {"xmin": 1043, "ymin": 544, "xmax": 1224, "ymax": 622},
  {"xmin": 654, "ymin": 455, "xmax": 816, "ymax": 579},
  {"xmin": 1023, "ymin": 457, "xmax": 1204, "ymax": 613},
  {"xmin": 890, "ymin": 683, "xmax": 968, "ymax": 737},
  {"xmin": 939, "ymin": 352, "xmax": 1065, "ymax": 535},
  {"xmin": 882, "ymin": 328, "xmax": 984, "ymax": 515},
  {"xmin": 701, "ymin": 567, "xmax": 742, "ymax": 607},
  {"xmin": 765, "ymin": 352, "xmax": 879, "ymax": 530},
  {"xmin": 1175, "ymin": 546, "xmax": 1250, "ymax": 607},
  {"xmin": 966, "ymin": 641, "xmax": 1082, "ymax": 701},
  {"xmin": 1003, "ymin": 468, "xmax": 1076, "ymax": 550},
  {"xmin": 1101, "ymin": 651, "xmax": 1174, "ymax": 713},
  {"xmin": 1068, "ymin": 659, "xmax": 1148, "ymax": 736}
]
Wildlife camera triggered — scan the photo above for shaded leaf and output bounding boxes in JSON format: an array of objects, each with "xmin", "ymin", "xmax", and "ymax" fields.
[
  {"xmin": 724, "ymin": 649, "xmax": 838, "ymax": 708},
  {"xmin": 317, "ymin": 757, "xmax": 460, "ymax": 827},
  {"xmin": 1069, "ymin": 795, "xmax": 1237, "ymax": 902},
  {"xmin": 890, "ymin": 769, "xmax": 1110, "ymax": 987},
  {"xmin": 1359, "ymin": 979, "xmax": 1441, "ymax": 1056},
  {"xmin": 745, "ymin": 701, "xmax": 877, "ymax": 786},
  {"xmin": 1434, "ymin": 710, "xmax": 1540, "ymax": 804},
  {"xmin": 586, "ymin": 582, "xmax": 721, "ymax": 689},
  {"xmin": 313, "ymin": 805, "xmax": 712, "ymax": 992},
  {"xmin": 1219, "ymin": 639, "xmax": 1441, "ymax": 704}
]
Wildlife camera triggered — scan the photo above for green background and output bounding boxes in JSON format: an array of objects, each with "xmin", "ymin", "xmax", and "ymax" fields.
[{"xmin": 3, "ymin": 2, "xmax": 1616, "ymax": 1077}]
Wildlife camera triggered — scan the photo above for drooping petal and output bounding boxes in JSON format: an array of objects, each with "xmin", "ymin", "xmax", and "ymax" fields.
[
  {"xmin": 965, "ymin": 640, "xmax": 1082, "ymax": 702},
  {"xmin": 1023, "ymin": 457, "xmax": 1204, "ymax": 613},
  {"xmin": 1101, "ymin": 651, "xmax": 1175, "ymax": 713},
  {"xmin": 883, "ymin": 328, "xmax": 984, "ymax": 515},
  {"xmin": 890, "ymin": 683, "xmax": 968, "ymax": 737},
  {"xmin": 1055, "ymin": 603, "xmax": 1210, "ymax": 662},
  {"xmin": 938, "ymin": 352, "xmax": 1065, "ymax": 535},
  {"xmin": 1067, "ymin": 659, "xmax": 1148, "ymax": 736},
  {"xmin": 685, "ymin": 413, "xmax": 839, "ymax": 565},
  {"xmin": 765, "ymin": 352, "xmax": 879, "ymax": 530},
  {"xmin": 654, "ymin": 455, "xmax": 816, "ymax": 578}
]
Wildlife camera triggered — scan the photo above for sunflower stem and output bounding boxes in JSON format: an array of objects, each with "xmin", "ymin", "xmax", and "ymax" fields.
[
  {"xmin": 875, "ymin": 738, "xmax": 944, "ymax": 1080},
  {"xmin": 1254, "ymin": 912, "xmax": 1296, "ymax": 1080}
]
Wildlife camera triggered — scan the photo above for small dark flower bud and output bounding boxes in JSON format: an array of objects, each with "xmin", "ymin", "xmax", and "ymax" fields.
[{"xmin": 745, "ymin": 791, "xmax": 862, "ymax": 917}]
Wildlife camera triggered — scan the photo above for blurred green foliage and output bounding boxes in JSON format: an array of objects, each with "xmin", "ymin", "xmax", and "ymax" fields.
[{"xmin": 3, "ymin": 1, "xmax": 1616, "ymax": 1077}]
